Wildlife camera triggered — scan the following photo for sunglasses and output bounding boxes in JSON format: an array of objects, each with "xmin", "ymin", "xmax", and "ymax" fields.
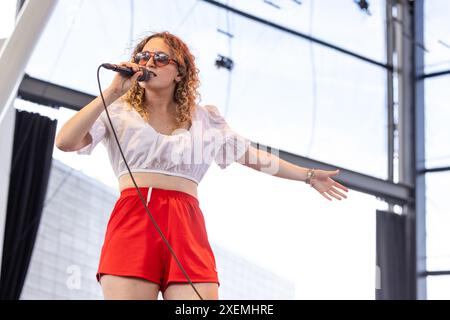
[{"xmin": 133, "ymin": 51, "xmax": 178, "ymax": 67}]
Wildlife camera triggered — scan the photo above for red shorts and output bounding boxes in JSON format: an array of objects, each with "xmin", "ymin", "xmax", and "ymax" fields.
[{"xmin": 96, "ymin": 186, "xmax": 220, "ymax": 293}]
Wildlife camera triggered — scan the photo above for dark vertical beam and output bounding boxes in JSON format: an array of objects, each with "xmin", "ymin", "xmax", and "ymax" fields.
[
  {"xmin": 414, "ymin": 0, "xmax": 427, "ymax": 300},
  {"xmin": 386, "ymin": 0, "xmax": 395, "ymax": 213},
  {"xmin": 397, "ymin": 0, "xmax": 426, "ymax": 300},
  {"xmin": 397, "ymin": 0, "xmax": 416, "ymax": 299}
]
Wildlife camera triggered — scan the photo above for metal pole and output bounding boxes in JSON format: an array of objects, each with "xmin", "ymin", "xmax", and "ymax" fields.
[
  {"xmin": 386, "ymin": 0, "xmax": 395, "ymax": 213},
  {"xmin": 396, "ymin": 0, "xmax": 426, "ymax": 299},
  {"xmin": 413, "ymin": 0, "xmax": 427, "ymax": 300},
  {"xmin": 0, "ymin": 0, "xmax": 57, "ymax": 126}
]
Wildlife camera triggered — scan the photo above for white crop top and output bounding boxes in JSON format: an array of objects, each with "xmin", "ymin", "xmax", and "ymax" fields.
[{"xmin": 76, "ymin": 98, "xmax": 251, "ymax": 184}]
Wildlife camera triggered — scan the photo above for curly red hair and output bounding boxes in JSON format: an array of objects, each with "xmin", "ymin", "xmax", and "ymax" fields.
[{"xmin": 122, "ymin": 31, "xmax": 200, "ymax": 129}]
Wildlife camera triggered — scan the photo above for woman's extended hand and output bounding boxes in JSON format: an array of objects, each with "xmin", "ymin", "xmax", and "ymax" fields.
[{"xmin": 310, "ymin": 169, "xmax": 349, "ymax": 201}]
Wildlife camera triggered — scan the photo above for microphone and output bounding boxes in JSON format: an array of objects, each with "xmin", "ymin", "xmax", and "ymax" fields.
[{"xmin": 101, "ymin": 63, "xmax": 152, "ymax": 82}]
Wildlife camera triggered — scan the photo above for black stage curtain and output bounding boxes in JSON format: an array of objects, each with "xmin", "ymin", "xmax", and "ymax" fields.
[
  {"xmin": 376, "ymin": 209, "xmax": 408, "ymax": 300},
  {"xmin": 0, "ymin": 109, "xmax": 56, "ymax": 300}
]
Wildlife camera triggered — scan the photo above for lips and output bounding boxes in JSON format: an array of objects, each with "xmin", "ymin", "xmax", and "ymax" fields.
[{"xmin": 147, "ymin": 69, "xmax": 157, "ymax": 77}]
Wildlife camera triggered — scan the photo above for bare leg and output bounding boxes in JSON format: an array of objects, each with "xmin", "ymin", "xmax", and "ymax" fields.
[
  {"xmin": 163, "ymin": 283, "xmax": 219, "ymax": 300},
  {"xmin": 100, "ymin": 274, "xmax": 160, "ymax": 300}
]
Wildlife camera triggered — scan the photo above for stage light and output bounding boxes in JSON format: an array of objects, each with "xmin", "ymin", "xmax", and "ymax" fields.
[{"xmin": 215, "ymin": 54, "xmax": 234, "ymax": 71}]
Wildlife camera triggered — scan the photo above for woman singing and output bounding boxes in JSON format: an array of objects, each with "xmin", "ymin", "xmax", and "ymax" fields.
[{"xmin": 55, "ymin": 31, "xmax": 348, "ymax": 300}]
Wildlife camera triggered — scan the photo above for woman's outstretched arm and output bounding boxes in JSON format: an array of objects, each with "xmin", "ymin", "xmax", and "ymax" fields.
[{"xmin": 236, "ymin": 145, "xmax": 349, "ymax": 201}]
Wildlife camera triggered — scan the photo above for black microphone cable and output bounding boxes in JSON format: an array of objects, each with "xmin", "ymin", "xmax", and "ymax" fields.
[{"xmin": 96, "ymin": 64, "xmax": 204, "ymax": 300}]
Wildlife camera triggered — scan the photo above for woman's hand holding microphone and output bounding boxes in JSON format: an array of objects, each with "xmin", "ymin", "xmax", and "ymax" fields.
[{"xmin": 105, "ymin": 62, "xmax": 145, "ymax": 100}]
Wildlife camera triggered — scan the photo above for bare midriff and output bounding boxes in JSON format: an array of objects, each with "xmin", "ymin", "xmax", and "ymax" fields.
[{"xmin": 118, "ymin": 172, "xmax": 198, "ymax": 200}]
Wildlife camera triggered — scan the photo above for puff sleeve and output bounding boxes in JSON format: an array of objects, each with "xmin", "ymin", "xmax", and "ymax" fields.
[
  {"xmin": 205, "ymin": 105, "xmax": 251, "ymax": 169},
  {"xmin": 76, "ymin": 111, "xmax": 107, "ymax": 155}
]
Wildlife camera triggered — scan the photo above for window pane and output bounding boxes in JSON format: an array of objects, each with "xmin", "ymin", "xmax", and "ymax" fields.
[
  {"xmin": 424, "ymin": 76, "xmax": 450, "ymax": 168},
  {"xmin": 424, "ymin": 0, "xmax": 450, "ymax": 74},
  {"xmin": 214, "ymin": 0, "xmax": 386, "ymax": 63},
  {"xmin": 205, "ymin": 14, "xmax": 388, "ymax": 179},
  {"xmin": 427, "ymin": 275, "xmax": 450, "ymax": 300},
  {"xmin": 426, "ymin": 172, "xmax": 450, "ymax": 271}
]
